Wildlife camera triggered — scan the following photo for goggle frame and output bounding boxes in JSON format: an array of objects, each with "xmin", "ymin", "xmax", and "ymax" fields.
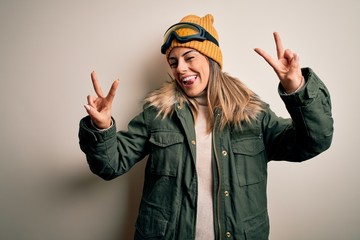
[{"xmin": 161, "ymin": 22, "xmax": 219, "ymax": 54}]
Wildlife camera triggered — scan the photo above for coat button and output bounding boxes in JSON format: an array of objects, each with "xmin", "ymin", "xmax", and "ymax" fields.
[
  {"xmin": 226, "ymin": 231, "xmax": 231, "ymax": 238},
  {"xmin": 222, "ymin": 150, "xmax": 227, "ymax": 156},
  {"xmin": 191, "ymin": 140, "xmax": 196, "ymax": 145},
  {"xmin": 224, "ymin": 190, "xmax": 229, "ymax": 197}
]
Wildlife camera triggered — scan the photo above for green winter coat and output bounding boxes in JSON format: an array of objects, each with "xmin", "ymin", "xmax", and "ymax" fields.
[{"xmin": 79, "ymin": 68, "xmax": 333, "ymax": 240}]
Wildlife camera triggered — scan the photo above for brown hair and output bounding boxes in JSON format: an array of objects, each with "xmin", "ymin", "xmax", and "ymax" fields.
[{"xmin": 145, "ymin": 59, "xmax": 265, "ymax": 132}]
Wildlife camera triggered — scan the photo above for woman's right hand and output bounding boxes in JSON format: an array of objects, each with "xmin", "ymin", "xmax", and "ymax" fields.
[{"xmin": 84, "ymin": 71, "xmax": 119, "ymax": 129}]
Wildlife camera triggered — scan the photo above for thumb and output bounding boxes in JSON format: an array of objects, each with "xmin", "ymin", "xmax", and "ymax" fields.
[
  {"xmin": 84, "ymin": 104, "xmax": 111, "ymax": 129},
  {"xmin": 84, "ymin": 104, "xmax": 92, "ymax": 113},
  {"xmin": 84, "ymin": 104, "xmax": 101, "ymax": 119}
]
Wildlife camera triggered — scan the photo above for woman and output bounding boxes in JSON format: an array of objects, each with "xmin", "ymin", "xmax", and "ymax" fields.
[{"xmin": 79, "ymin": 14, "xmax": 333, "ymax": 240}]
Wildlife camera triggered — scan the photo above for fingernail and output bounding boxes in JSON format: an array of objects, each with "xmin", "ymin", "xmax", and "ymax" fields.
[{"xmin": 84, "ymin": 104, "xmax": 91, "ymax": 111}]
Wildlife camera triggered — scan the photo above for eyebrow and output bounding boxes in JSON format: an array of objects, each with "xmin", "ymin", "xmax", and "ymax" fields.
[{"xmin": 168, "ymin": 49, "xmax": 196, "ymax": 61}]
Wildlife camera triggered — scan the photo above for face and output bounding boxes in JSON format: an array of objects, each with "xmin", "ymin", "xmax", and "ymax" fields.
[{"xmin": 168, "ymin": 47, "xmax": 210, "ymax": 97}]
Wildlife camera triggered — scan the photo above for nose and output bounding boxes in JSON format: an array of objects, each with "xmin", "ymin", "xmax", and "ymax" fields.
[{"xmin": 176, "ymin": 59, "xmax": 188, "ymax": 74}]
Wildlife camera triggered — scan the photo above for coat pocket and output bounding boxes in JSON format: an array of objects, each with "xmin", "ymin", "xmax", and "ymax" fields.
[
  {"xmin": 243, "ymin": 209, "xmax": 270, "ymax": 240},
  {"xmin": 231, "ymin": 136, "xmax": 267, "ymax": 186},
  {"xmin": 148, "ymin": 131, "xmax": 184, "ymax": 177},
  {"xmin": 135, "ymin": 210, "xmax": 168, "ymax": 239},
  {"xmin": 144, "ymin": 132, "xmax": 183, "ymax": 208}
]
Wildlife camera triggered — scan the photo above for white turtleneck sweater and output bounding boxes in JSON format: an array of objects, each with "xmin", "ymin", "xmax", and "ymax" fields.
[{"xmin": 194, "ymin": 98, "xmax": 214, "ymax": 239}]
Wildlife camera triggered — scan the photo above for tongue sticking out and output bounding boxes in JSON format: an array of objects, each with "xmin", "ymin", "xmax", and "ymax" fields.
[{"xmin": 183, "ymin": 76, "xmax": 197, "ymax": 85}]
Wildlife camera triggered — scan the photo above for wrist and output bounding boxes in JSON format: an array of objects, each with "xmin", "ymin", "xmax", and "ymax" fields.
[
  {"xmin": 284, "ymin": 76, "xmax": 304, "ymax": 95},
  {"xmin": 91, "ymin": 119, "xmax": 113, "ymax": 131}
]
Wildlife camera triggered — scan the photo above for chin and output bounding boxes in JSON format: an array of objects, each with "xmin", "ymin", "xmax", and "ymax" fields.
[{"xmin": 183, "ymin": 90, "xmax": 197, "ymax": 97}]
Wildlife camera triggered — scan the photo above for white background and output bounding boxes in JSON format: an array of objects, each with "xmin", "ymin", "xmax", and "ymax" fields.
[{"xmin": 1, "ymin": 0, "xmax": 359, "ymax": 239}]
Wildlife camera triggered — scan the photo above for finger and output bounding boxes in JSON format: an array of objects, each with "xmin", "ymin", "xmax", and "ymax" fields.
[
  {"xmin": 293, "ymin": 53, "xmax": 300, "ymax": 64},
  {"xmin": 254, "ymin": 48, "xmax": 279, "ymax": 71},
  {"xmin": 274, "ymin": 32, "xmax": 284, "ymax": 59},
  {"xmin": 91, "ymin": 71, "xmax": 105, "ymax": 97},
  {"xmin": 106, "ymin": 79, "xmax": 119, "ymax": 103},
  {"xmin": 87, "ymin": 95, "xmax": 97, "ymax": 109},
  {"xmin": 284, "ymin": 49, "xmax": 294, "ymax": 62},
  {"xmin": 290, "ymin": 52, "xmax": 301, "ymax": 70},
  {"xmin": 284, "ymin": 49, "xmax": 301, "ymax": 71}
]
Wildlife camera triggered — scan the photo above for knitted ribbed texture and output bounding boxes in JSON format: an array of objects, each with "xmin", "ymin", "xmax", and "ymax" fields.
[
  {"xmin": 194, "ymin": 104, "xmax": 214, "ymax": 239},
  {"xmin": 165, "ymin": 14, "xmax": 223, "ymax": 69}
]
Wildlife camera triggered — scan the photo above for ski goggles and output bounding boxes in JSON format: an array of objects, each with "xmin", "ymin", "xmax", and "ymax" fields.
[{"xmin": 161, "ymin": 22, "xmax": 219, "ymax": 54}]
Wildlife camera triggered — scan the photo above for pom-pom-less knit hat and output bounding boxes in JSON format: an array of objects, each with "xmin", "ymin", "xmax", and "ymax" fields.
[{"xmin": 163, "ymin": 14, "xmax": 223, "ymax": 69}]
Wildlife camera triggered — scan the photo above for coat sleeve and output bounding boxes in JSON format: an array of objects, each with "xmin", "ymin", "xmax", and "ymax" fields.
[
  {"xmin": 262, "ymin": 67, "xmax": 334, "ymax": 162},
  {"xmin": 78, "ymin": 110, "xmax": 151, "ymax": 180}
]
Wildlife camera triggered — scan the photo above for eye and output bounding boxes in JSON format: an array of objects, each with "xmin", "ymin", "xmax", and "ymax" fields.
[
  {"xmin": 185, "ymin": 56, "xmax": 194, "ymax": 61},
  {"xmin": 169, "ymin": 61, "xmax": 178, "ymax": 68}
]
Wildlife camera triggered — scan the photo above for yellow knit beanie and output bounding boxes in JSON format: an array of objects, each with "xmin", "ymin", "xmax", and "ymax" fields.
[{"xmin": 163, "ymin": 14, "xmax": 223, "ymax": 69}]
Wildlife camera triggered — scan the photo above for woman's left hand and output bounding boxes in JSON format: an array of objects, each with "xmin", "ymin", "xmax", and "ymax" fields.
[{"xmin": 254, "ymin": 32, "xmax": 304, "ymax": 93}]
